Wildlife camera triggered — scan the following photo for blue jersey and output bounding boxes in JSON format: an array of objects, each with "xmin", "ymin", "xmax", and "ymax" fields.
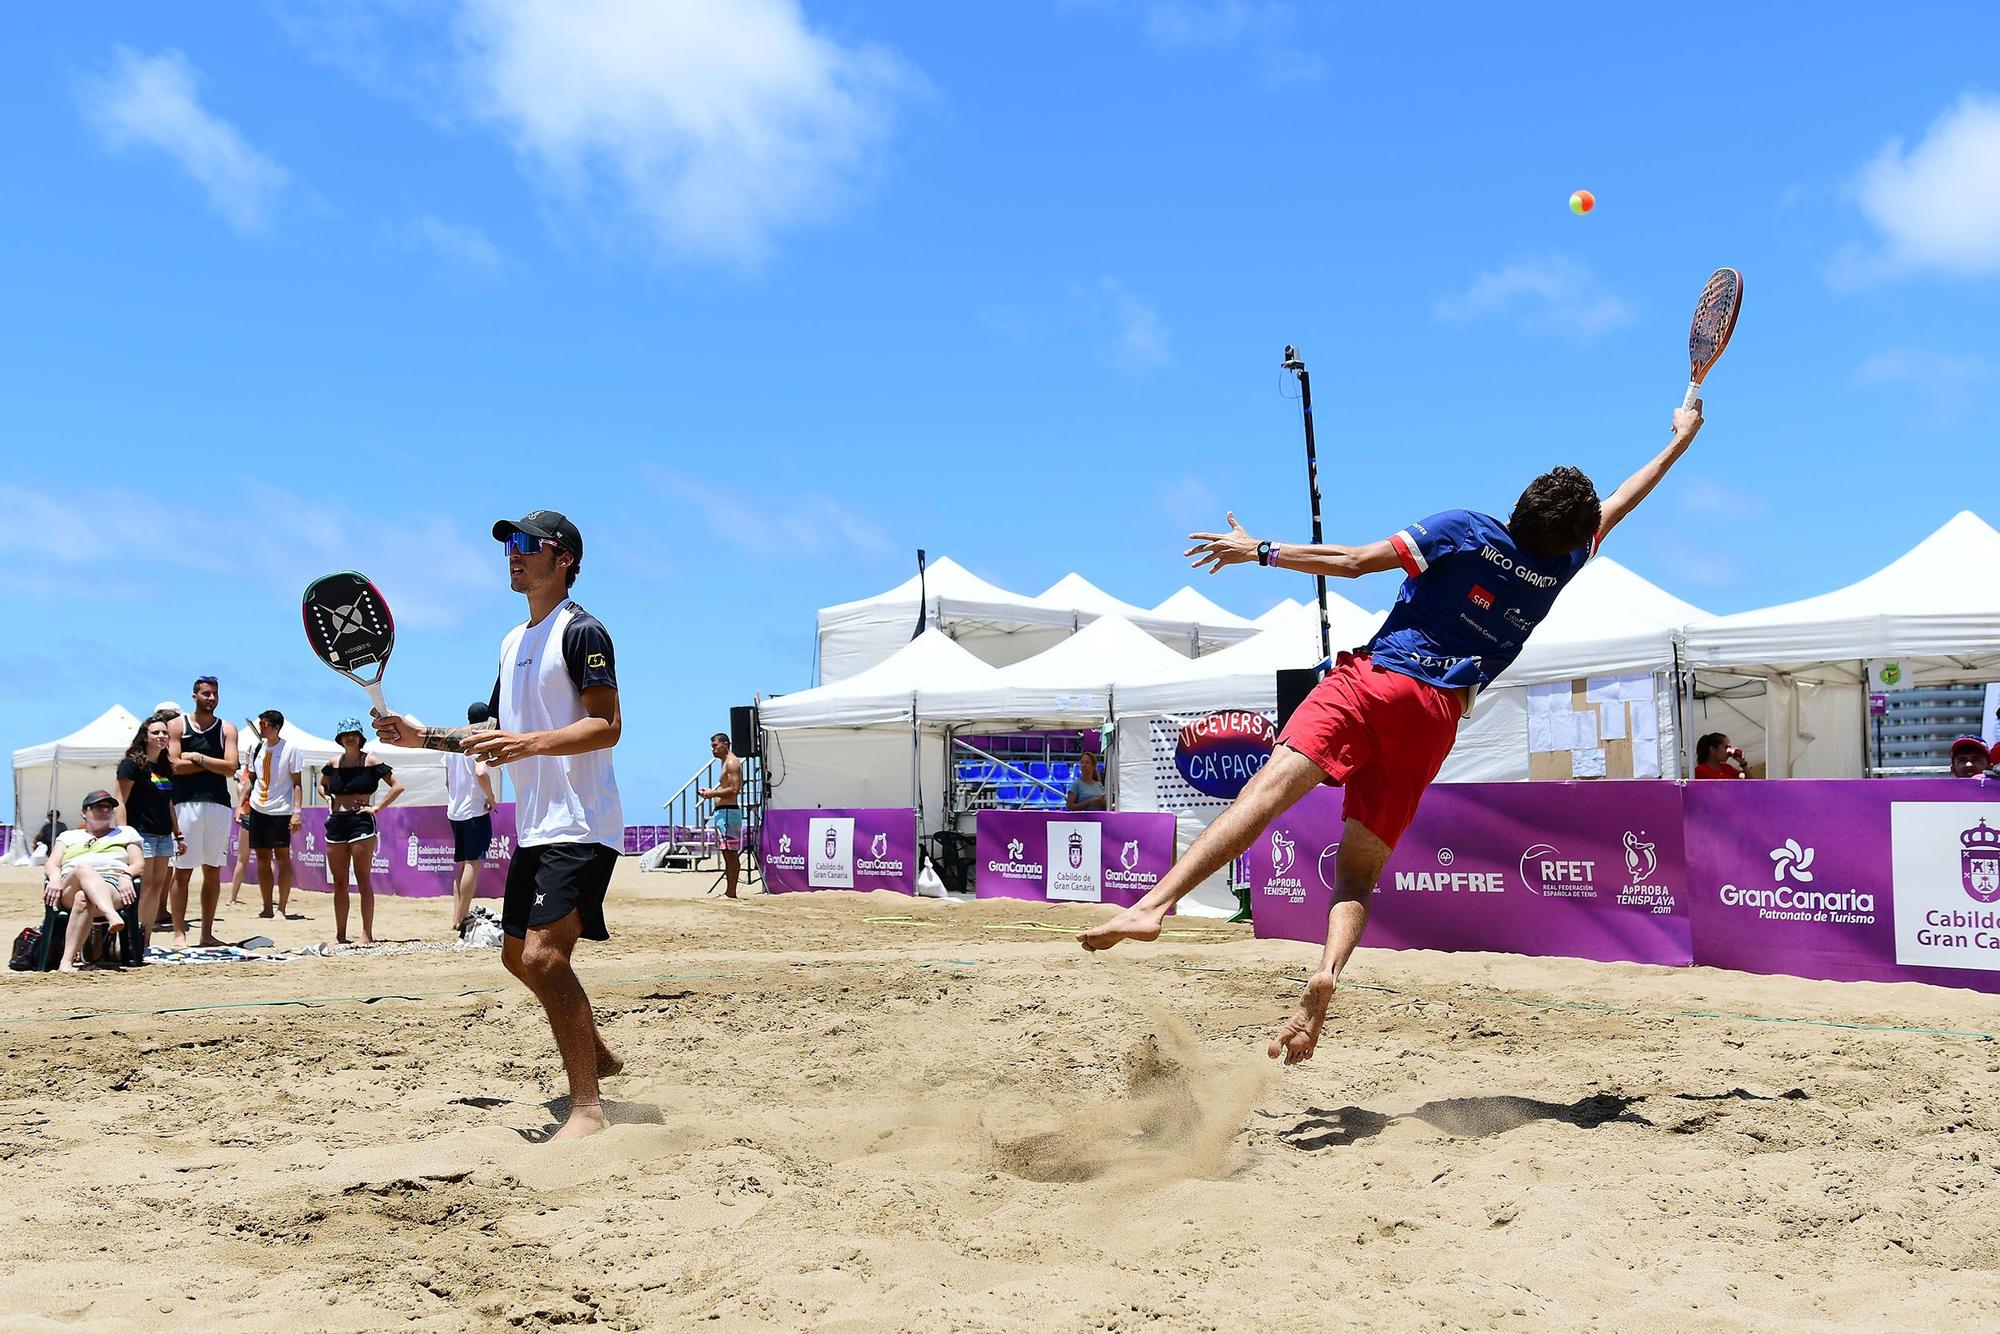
[{"xmin": 1368, "ymin": 510, "xmax": 1595, "ymax": 693}]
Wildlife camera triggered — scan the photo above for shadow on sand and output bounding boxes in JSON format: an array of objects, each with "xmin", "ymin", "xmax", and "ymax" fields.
[{"xmin": 1274, "ymin": 1092, "xmax": 1651, "ymax": 1151}]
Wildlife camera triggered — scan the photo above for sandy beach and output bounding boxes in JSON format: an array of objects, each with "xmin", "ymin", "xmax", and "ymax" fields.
[{"xmin": 2, "ymin": 861, "xmax": 1997, "ymax": 1331}]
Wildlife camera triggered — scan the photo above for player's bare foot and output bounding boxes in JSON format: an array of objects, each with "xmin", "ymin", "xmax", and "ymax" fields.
[
  {"xmin": 197, "ymin": 934, "xmax": 225, "ymax": 948},
  {"xmin": 1269, "ymin": 970, "xmax": 1337, "ymax": 1065},
  {"xmin": 551, "ymin": 1103, "xmax": 608, "ymax": 1140},
  {"xmin": 171, "ymin": 930, "xmax": 189, "ymax": 950},
  {"xmin": 258, "ymin": 908, "xmax": 275, "ymax": 919},
  {"xmin": 1076, "ymin": 903, "xmax": 1167, "ymax": 951}
]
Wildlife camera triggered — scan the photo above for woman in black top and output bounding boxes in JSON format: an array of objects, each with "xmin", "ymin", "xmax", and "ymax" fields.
[
  {"xmin": 117, "ymin": 715, "xmax": 184, "ymax": 940},
  {"xmin": 318, "ymin": 719, "xmax": 404, "ymax": 945}
]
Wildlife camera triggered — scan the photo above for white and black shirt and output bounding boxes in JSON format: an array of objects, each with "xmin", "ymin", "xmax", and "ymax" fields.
[{"xmin": 490, "ymin": 601, "xmax": 622, "ymax": 850}]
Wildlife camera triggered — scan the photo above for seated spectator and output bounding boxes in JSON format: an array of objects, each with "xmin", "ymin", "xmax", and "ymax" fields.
[
  {"xmin": 1067, "ymin": 750, "xmax": 1109, "ymax": 811},
  {"xmin": 43, "ymin": 791, "xmax": 142, "ymax": 972},
  {"xmin": 1694, "ymin": 733, "xmax": 1748, "ymax": 779},
  {"xmin": 30, "ymin": 810, "xmax": 67, "ymax": 859},
  {"xmin": 1950, "ymin": 735, "xmax": 1992, "ymax": 779}
]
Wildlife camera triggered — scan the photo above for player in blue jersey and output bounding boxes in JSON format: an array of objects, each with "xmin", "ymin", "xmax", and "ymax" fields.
[{"xmin": 1079, "ymin": 404, "xmax": 1706, "ymax": 1064}]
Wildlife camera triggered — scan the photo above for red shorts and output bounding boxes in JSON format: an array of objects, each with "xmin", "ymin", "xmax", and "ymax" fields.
[{"xmin": 1275, "ymin": 652, "xmax": 1463, "ymax": 848}]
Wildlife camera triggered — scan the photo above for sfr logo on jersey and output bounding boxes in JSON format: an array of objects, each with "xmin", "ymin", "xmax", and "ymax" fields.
[{"xmin": 1468, "ymin": 584, "xmax": 1495, "ymax": 611}]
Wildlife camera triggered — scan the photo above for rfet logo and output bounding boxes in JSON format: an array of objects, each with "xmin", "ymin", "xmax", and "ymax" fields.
[
  {"xmin": 1963, "ymin": 819, "xmax": 2000, "ymax": 904},
  {"xmin": 1174, "ymin": 711, "xmax": 1276, "ymax": 799}
]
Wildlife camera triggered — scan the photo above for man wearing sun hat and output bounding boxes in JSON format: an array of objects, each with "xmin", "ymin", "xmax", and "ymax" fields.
[
  {"xmin": 372, "ymin": 508, "xmax": 624, "ymax": 1142},
  {"xmin": 1951, "ymin": 735, "xmax": 1992, "ymax": 779}
]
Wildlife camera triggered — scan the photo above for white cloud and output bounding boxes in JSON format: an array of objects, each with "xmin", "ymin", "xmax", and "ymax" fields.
[
  {"xmin": 1856, "ymin": 347, "xmax": 1990, "ymax": 425},
  {"xmin": 1090, "ymin": 277, "xmax": 1172, "ymax": 370},
  {"xmin": 1844, "ymin": 94, "xmax": 2000, "ymax": 280},
  {"xmin": 1155, "ymin": 474, "xmax": 1221, "ymax": 526},
  {"xmin": 451, "ymin": 0, "xmax": 918, "ymax": 265},
  {"xmin": 1435, "ymin": 254, "xmax": 1634, "ymax": 340},
  {"xmin": 76, "ymin": 47, "xmax": 291, "ymax": 233},
  {"xmin": 392, "ymin": 214, "xmax": 508, "ymax": 281},
  {"xmin": 1144, "ymin": 1, "xmax": 1271, "ymax": 46},
  {"xmin": 649, "ymin": 469, "xmax": 891, "ymax": 561}
]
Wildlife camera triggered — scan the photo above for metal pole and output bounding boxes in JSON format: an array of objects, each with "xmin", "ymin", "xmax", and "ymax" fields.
[{"xmin": 1283, "ymin": 346, "xmax": 1333, "ymax": 670}]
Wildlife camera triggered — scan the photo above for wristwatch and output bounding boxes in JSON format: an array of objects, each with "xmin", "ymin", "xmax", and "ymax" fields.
[{"xmin": 1256, "ymin": 540, "xmax": 1273, "ymax": 566}]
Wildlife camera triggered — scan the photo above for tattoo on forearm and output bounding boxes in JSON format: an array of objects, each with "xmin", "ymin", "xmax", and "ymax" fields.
[{"xmin": 420, "ymin": 721, "xmax": 496, "ymax": 753}]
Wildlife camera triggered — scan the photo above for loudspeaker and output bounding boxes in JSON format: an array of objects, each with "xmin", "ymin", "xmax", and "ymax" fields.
[
  {"xmin": 1275, "ymin": 669, "xmax": 1318, "ymax": 731},
  {"xmin": 729, "ymin": 704, "xmax": 760, "ymax": 758}
]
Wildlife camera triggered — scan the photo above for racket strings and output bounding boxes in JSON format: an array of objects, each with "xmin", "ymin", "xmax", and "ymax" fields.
[{"xmin": 1687, "ymin": 271, "xmax": 1742, "ymax": 375}]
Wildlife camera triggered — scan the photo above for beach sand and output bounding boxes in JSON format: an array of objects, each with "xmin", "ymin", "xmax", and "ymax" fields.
[{"xmin": 2, "ymin": 861, "xmax": 1997, "ymax": 1331}]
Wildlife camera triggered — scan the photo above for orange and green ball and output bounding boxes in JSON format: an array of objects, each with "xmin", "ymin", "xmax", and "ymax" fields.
[{"xmin": 1569, "ymin": 189, "xmax": 1595, "ymax": 215}]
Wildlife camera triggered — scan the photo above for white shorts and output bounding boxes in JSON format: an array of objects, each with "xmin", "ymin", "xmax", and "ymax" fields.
[{"xmin": 172, "ymin": 802, "xmax": 232, "ymax": 869}]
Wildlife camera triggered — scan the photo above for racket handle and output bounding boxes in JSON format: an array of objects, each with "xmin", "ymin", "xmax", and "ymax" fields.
[
  {"xmin": 1681, "ymin": 380, "xmax": 1702, "ymax": 410},
  {"xmin": 365, "ymin": 681, "xmax": 391, "ymax": 720}
]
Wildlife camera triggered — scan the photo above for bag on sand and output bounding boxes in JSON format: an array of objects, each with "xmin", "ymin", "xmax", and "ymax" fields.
[
  {"xmin": 458, "ymin": 905, "xmax": 504, "ymax": 950},
  {"xmin": 9, "ymin": 927, "xmax": 40, "ymax": 972}
]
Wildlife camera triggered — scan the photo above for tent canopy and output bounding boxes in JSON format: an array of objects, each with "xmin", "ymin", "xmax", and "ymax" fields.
[
  {"xmin": 1684, "ymin": 511, "xmax": 2000, "ymax": 676},
  {"xmin": 921, "ymin": 614, "xmax": 1189, "ymax": 724},
  {"xmin": 1154, "ymin": 586, "xmax": 1254, "ymax": 629},
  {"xmin": 1253, "ymin": 597, "xmax": 1304, "ymax": 626},
  {"xmin": 767, "ymin": 629, "xmax": 1001, "ymax": 729}
]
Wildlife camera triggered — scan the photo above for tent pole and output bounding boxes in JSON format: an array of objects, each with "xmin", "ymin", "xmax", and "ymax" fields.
[{"xmin": 1669, "ymin": 636, "xmax": 1688, "ymax": 780}]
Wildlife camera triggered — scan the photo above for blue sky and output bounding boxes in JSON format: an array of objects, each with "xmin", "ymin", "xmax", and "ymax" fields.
[{"xmin": 5, "ymin": 1, "xmax": 1998, "ymax": 817}]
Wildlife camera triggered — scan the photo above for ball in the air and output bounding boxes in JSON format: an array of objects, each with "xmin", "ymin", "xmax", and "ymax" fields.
[{"xmin": 1569, "ymin": 189, "xmax": 1595, "ymax": 215}]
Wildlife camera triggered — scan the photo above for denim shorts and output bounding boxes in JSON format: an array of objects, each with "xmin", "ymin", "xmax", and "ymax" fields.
[{"xmin": 138, "ymin": 832, "xmax": 177, "ymax": 860}]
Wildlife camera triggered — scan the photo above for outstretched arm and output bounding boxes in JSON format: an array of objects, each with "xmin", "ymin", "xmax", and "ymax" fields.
[
  {"xmin": 1597, "ymin": 403, "xmax": 1704, "ymax": 545},
  {"xmin": 1186, "ymin": 513, "xmax": 1403, "ymax": 579}
]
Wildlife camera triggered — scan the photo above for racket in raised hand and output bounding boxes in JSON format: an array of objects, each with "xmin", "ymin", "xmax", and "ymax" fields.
[
  {"xmin": 302, "ymin": 572, "xmax": 397, "ymax": 718},
  {"xmin": 1683, "ymin": 267, "xmax": 1743, "ymax": 408}
]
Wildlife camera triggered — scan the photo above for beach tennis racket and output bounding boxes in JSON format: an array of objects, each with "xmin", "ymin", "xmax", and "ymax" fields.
[
  {"xmin": 1683, "ymin": 267, "xmax": 1743, "ymax": 408},
  {"xmin": 302, "ymin": 571, "xmax": 397, "ymax": 716}
]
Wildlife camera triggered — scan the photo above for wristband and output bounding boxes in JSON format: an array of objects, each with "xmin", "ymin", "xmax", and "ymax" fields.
[{"xmin": 1256, "ymin": 540, "xmax": 1272, "ymax": 567}]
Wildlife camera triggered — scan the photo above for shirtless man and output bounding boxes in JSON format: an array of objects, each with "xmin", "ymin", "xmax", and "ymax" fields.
[
  {"xmin": 1079, "ymin": 405, "xmax": 1705, "ymax": 1066},
  {"xmin": 167, "ymin": 675, "xmax": 239, "ymax": 948},
  {"xmin": 699, "ymin": 732, "xmax": 745, "ymax": 898}
]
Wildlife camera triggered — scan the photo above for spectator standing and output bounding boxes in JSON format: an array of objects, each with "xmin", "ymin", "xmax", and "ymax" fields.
[
  {"xmin": 116, "ymin": 715, "xmax": 183, "ymax": 942},
  {"xmin": 225, "ymin": 717, "xmax": 259, "ymax": 908},
  {"xmin": 319, "ymin": 719, "xmax": 403, "ymax": 945},
  {"xmin": 1694, "ymin": 733, "xmax": 1748, "ymax": 780},
  {"xmin": 1951, "ymin": 735, "xmax": 1992, "ymax": 779},
  {"xmin": 698, "ymin": 732, "xmax": 744, "ymax": 898},
  {"xmin": 43, "ymin": 792, "xmax": 142, "ymax": 972},
  {"xmin": 442, "ymin": 701, "xmax": 499, "ymax": 930},
  {"xmin": 243, "ymin": 710, "xmax": 303, "ymax": 918},
  {"xmin": 1066, "ymin": 750, "xmax": 1109, "ymax": 811},
  {"xmin": 167, "ymin": 676, "xmax": 238, "ymax": 948}
]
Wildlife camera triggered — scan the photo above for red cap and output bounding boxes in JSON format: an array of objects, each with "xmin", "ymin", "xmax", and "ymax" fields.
[{"xmin": 1952, "ymin": 735, "xmax": 1990, "ymax": 758}]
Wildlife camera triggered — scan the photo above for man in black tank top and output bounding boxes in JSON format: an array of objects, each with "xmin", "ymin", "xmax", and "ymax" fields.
[{"xmin": 167, "ymin": 675, "xmax": 239, "ymax": 948}]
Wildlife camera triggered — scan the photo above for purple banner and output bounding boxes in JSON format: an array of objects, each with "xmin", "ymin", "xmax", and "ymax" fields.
[
  {"xmin": 1685, "ymin": 779, "xmax": 2000, "ymax": 994},
  {"xmin": 974, "ymin": 810, "xmax": 1177, "ymax": 907},
  {"xmin": 226, "ymin": 805, "xmax": 518, "ymax": 898},
  {"xmin": 1247, "ymin": 783, "xmax": 1691, "ymax": 967},
  {"xmin": 0, "ymin": 825, "xmax": 11, "ymax": 861},
  {"xmin": 762, "ymin": 808, "xmax": 916, "ymax": 895}
]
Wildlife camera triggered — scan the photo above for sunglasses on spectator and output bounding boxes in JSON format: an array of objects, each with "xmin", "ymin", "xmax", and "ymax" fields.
[{"xmin": 503, "ymin": 532, "xmax": 561, "ymax": 556}]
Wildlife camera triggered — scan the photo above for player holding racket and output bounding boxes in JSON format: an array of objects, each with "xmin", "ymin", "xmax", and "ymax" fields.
[
  {"xmin": 1079, "ymin": 404, "xmax": 1707, "ymax": 1062},
  {"xmin": 371, "ymin": 510, "xmax": 625, "ymax": 1141}
]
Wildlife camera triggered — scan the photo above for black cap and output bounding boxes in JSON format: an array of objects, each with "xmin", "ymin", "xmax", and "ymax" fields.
[
  {"xmin": 82, "ymin": 789, "xmax": 117, "ymax": 810},
  {"xmin": 493, "ymin": 509, "xmax": 583, "ymax": 565}
]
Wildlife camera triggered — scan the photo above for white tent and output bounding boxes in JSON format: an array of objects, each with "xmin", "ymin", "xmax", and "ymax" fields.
[
  {"xmin": 1679, "ymin": 511, "xmax": 2000, "ymax": 779},
  {"xmin": 1253, "ymin": 597, "xmax": 1304, "ymax": 626},
  {"xmin": 921, "ymin": 614, "xmax": 1190, "ymax": 726},
  {"xmin": 11, "ymin": 705, "xmax": 144, "ymax": 855},
  {"xmin": 1154, "ymin": 586, "xmax": 1255, "ymax": 632},
  {"xmin": 816, "ymin": 558, "xmax": 1082, "ymax": 685},
  {"xmin": 764, "ymin": 630, "xmax": 1001, "ymax": 829}
]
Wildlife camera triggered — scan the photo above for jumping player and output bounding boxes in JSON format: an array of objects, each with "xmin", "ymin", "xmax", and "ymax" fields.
[
  {"xmin": 1079, "ymin": 405, "xmax": 1706, "ymax": 1065},
  {"xmin": 372, "ymin": 509, "xmax": 624, "ymax": 1141}
]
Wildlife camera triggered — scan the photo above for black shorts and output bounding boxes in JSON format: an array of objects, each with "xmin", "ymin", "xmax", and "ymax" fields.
[
  {"xmin": 504, "ymin": 842, "xmax": 618, "ymax": 941},
  {"xmin": 246, "ymin": 811, "xmax": 294, "ymax": 850},
  {"xmin": 325, "ymin": 810, "xmax": 378, "ymax": 844},
  {"xmin": 451, "ymin": 813, "xmax": 494, "ymax": 863}
]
